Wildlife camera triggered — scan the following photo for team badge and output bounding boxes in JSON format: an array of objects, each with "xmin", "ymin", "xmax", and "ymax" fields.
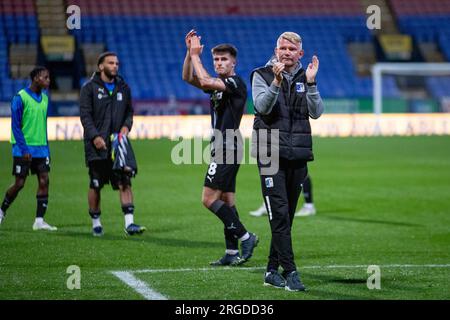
[
  {"xmin": 213, "ymin": 91, "xmax": 223, "ymax": 100},
  {"xmin": 296, "ymin": 82, "xmax": 305, "ymax": 93}
]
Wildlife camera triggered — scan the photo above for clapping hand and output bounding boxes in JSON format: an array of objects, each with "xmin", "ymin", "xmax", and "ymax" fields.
[
  {"xmin": 306, "ymin": 55, "xmax": 319, "ymax": 83},
  {"xmin": 189, "ymin": 35, "xmax": 204, "ymax": 57},
  {"xmin": 272, "ymin": 62, "xmax": 285, "ymax": 86},
  {"xmin": 185, "ymin": 29, "xmax": 197, "ymax": 50}
]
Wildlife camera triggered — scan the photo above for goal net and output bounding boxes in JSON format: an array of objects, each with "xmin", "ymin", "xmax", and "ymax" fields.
[{"xmin": 372, "ymin": 63, "xmax": 450, "ymax": 114}]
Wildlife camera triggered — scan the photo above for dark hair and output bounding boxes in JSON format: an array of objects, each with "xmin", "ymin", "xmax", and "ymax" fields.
[
  {"xmin": 97, "ymin": 51, "xmax": 117, "ymax": 66},
  {"xmin": 29, "ymin": 66, "xmax": 48, "ymax": 81},
  {"xmin": 211, "ymin": 44, "xmax": 238, "ymax": 58}
]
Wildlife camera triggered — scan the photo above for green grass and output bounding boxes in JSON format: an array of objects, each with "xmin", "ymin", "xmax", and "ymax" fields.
[{"xmin": 0, "ymin": 136, "xmax": 449, "ymax": 300}]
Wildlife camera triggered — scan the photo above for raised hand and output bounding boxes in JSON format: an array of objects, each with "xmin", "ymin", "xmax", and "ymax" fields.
[
  {"xmin": 273, "ymin": 62, "xmax": 285, "ymax": 86},
  {"xmin": 189, "ymin": 35, "xmax": 204, "ymax": 57},
  {"xmin": 306, "ymin": 55, "xmax": 319, "ymax": 83},
  {"xmin": 185, "ymin": 29, "xmax": 197, "ymax": 50}
]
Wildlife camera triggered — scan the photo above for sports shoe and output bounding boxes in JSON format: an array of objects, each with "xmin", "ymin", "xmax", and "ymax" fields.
[
  {"xmin": 295, "ymin": 204, "xmax": 316, "ymax": 217},
  {"xmin": 210, "ymin": 253, "xmax": 242, "ymax": 266},
  {"xmin": 32, "ymin": 220, "xmax": 57, "ymax": 231},
  {"xmin": 264, "ymin": 270, "xmax": 286, "ymax": 288},
  {"xmin": 92, "ymin": 226, "xmax": 104, "ymax": 237},
  {"xmin": 249, "ymin": 204, "xmax": 267, "ymax": 217},
  {"xmin": 125, "ymin": 223, "xmax": 146, "ymax": 236},
  {"xmin": 240, "ymin": 233, "xmax": 259, "ymax": 261},
  {"xmin": 284, "ymin": 271, "xmax": 306, "ymax": 292}
]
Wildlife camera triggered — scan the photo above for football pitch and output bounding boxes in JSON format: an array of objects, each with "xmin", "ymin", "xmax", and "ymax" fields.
[{"xmin": 0, "ymin": 136, "xmax": 449, "ymax": 300}]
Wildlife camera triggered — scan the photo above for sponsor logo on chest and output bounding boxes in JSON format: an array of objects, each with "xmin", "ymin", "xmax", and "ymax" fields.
[{"xmin": 97, "ymin": 88, "xmax": 106, "ymax": 100}]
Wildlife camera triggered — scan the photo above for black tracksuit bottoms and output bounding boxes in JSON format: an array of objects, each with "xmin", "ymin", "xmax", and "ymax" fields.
[{"xmin": 258, "ymin": 158, "xmax": 308, "ymax": 274}]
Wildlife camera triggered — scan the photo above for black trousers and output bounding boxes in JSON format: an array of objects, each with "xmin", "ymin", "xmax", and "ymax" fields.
[{"xmin": 258, "ymin": 158, "xmax": 308, "ymax": 273}]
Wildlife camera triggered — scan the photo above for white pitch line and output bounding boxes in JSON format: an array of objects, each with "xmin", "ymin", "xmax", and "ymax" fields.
[
  {"xmin": 121, "ymin": 263, "xmax": 450, "ymax": 274},
  {"xmin": 110, "ymin": 264, "xmax": 450, "ymax": 300},
  {"xmin": 111, "ymin": 271, "xmax": 168, "ymax": 300}
]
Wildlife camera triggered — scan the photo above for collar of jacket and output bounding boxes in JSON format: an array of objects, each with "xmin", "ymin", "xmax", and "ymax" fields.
[{"xmin": 90, "ymin": 72, "xmax": 125, "ymax": 86}]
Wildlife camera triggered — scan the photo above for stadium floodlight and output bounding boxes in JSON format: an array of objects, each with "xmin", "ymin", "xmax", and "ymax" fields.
[{"xmin": 372, "ymin": 63, "xmax": 450, "ymax": 114}]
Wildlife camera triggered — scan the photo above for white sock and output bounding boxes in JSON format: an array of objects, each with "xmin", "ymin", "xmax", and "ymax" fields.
[
  {"xmin": 125, "ymin": 214, "xmax": 134, "ymax": 228},
  {"xmin": 35, "ymin": 217, "xmax": 44, "ymax": 224},
  {"xmin": 304, "ymin": 203, "xmax": 314, "ymax": 209},
  {"xmin": 92, "ymin": 218, "xmax": 101, "ymax": 228},
  {"xmin": 239, "ymin": 232, "xmax": 250, "ymax": 242},
  {"xmin": 226, "ymin": 249, "xmax": 239, "ymax": 255},
  {"xmin": 0, "ymin": 208, "xmax": 4, "ymax": 218}
]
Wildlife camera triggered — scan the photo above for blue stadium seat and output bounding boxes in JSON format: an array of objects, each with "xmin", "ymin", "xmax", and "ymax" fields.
[{"xmin": 1, "ymin": 9, "xmax": 449, "ymax": 102}]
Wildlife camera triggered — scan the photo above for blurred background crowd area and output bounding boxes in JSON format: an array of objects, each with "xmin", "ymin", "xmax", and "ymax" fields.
[{"xmin": 1, "ymin": 0, "xmax": 450, "ymax": 116}]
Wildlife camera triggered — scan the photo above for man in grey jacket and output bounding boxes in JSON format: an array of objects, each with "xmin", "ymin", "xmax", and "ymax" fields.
[{"xmin": 251, "ymin": 32, "xmax": 323, "ymax": 291}]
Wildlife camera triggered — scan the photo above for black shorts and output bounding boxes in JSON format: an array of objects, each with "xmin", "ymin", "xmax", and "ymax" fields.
[
  {"xmin": 12, "ymin": 157, "xmax": 50, "ymax": 177},
  {"xmin": 204, "ymin": 161, "xmax": 240, "ymax": 193},
  {"xmin": 88, "ymin": 159, "xmax": 132, "ymax": 190}
]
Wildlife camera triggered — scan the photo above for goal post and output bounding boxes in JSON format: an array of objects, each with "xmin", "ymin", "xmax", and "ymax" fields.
[{"xmin": 372, "ymin": 63, "xmax": 450, "ymax": 114}]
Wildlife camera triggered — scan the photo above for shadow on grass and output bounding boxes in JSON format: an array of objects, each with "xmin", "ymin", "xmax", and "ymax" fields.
[
  {"xmin": 317, "ymin": 208, "xmax": 359, "ymax": 215},
  {"xmin": 56, "ymin": 223, "xmax": 90, "ymax": 228},
  {"xmin": 9, "ymin": 229, "xmax": 144, "ymax": 242},
  {"xmin": 40, "ymin": 229, "xmax": 224, "ymax": 249},
  {"xmin": 244, "ymin": 269, "xmax": 377, "ymax": 299},
  {"xmin": 45, "ymin": 223, "xmax": 187, "ymax": 234},
  {"xmin": 300, "ymin": 271, "xmax": 379, "ymax": 300},
  {"xmin": 302, "ymin": 288, "xmax": 377, "ymax": 300},
  {"xmin": 143, "ymin": 235, "xmax": 223, "ymax": 249},
  {"xmin": 301, "ymin": 270, "xmax": 430, "ymax": 298},
  {"xmin": 319, "ymin": 214, "xmax": 421, "ymax": 227}
]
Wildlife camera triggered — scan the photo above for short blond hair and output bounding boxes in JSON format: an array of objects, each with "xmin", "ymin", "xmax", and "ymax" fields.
[{"xmin": 277, "ymin": 32, "xmax": 302, "ymax": 50}]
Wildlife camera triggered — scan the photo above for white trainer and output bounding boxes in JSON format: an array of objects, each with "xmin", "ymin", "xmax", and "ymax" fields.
[
  {"xmin": 32, "ymin": 220, "xmax": 58, "ymax": 231},
  {"xmin": 249, "ymin": 203, "xmax": 267, "ymax": 217},
  {"xmin": 295, "ymin": 204, "xmax": 316, "ymax": 217}
]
